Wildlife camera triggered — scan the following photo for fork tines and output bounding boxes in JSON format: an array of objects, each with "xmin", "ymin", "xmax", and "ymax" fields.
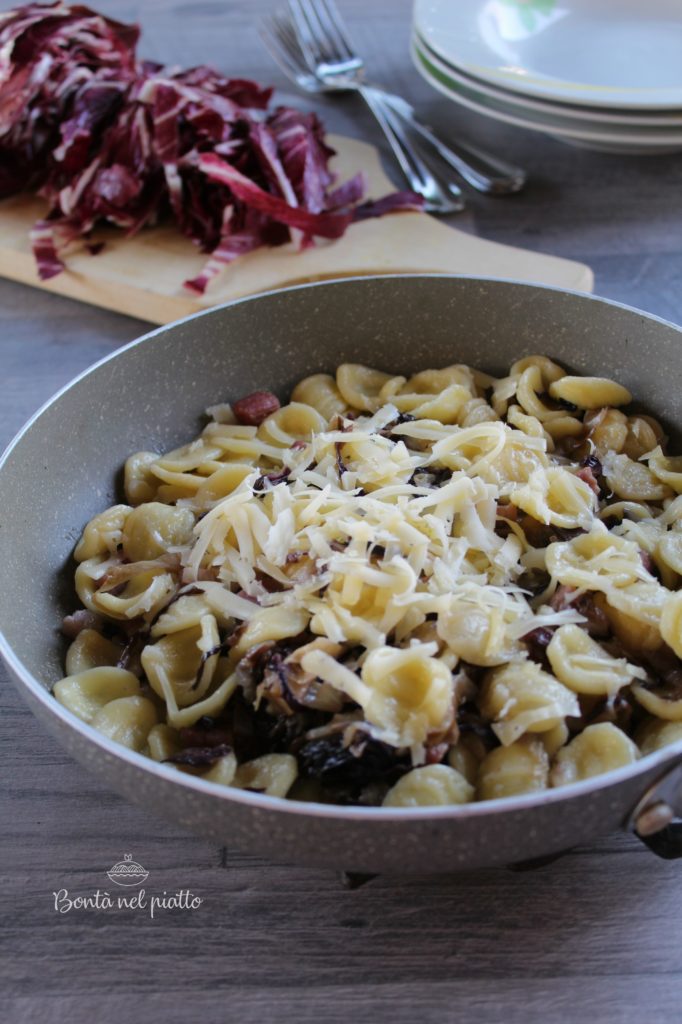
[{"xmin": 288, "ymin": 0, "xmax": 362, "ymax": 74}]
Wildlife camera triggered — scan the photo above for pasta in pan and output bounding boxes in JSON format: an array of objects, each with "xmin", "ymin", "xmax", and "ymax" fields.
[{"xmin": 54, "ymin": 356, "xmax": 682, "ymax": 807}]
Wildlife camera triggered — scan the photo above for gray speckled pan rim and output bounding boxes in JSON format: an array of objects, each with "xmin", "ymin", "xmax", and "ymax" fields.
[
  {"xmin": 3, "ymin": 271, "xmax": 682, "ymax": 465},
  {"xmin": 2, "ymin": 626, "xmax": 680, "ymax": 823},
  {"xmin": 1, "ymin": 273, "xmax": 681, "ymax": 824}
]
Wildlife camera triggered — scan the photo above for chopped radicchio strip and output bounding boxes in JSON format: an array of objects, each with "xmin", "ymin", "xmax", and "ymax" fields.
[
  {"xmin": 116, "ymin": 628, "xmax": 149, "ymax": 676},
  {"xmin": 0, "ymin": 3, "xmax": 422, "ymax": 287},
  {"xmin": 335, "ymin": 441, "xmax": 347, "ymax": 479},
  {"xmin": 352, "ymin": 190, "xmax": 425, "ymax": 221},
  {"xmin": 253, "ymin": 466, "xmax": 291, "ymax": 492}
]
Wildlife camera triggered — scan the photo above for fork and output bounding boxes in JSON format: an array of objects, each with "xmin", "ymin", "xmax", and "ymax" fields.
[
  {"xmin": 265, "ymin": 0, "xmax": 526, "ymax": 196},
  {"xmin": 287, "ymin": 0, "xmax": 526, "ymax": 194},
  {"xmin": 260, "ymin": 9, "xmax": 464, "ymax": 213}
]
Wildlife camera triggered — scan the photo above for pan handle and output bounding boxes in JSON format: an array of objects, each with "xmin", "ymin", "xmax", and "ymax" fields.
[
  {"xmin": 629, "ymin": 757, "xmax": 682, "ymax": 860},
  {"xmin": 638, "ymin": 822, "xmax": 682, "ymax": 860}
]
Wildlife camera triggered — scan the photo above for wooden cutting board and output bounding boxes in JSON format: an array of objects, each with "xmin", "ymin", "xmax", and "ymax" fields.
[{"xmin": 0, "ymin": 134, "xmax": 592, "ymax": 324}]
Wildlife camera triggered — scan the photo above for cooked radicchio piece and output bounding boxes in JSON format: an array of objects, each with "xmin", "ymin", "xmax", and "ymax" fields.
[
  {"xmin": 61, "ymin": 609, "xmax": 101, "ymax": 639},
  {"xmin": 517, "ymin": 515, "xmax": 587, "ymax": 548},
  {"xmin": 0, "ymin": 3, "xmax": 422, "ymax": 289},
  {"xmin": 223, "ymin": 690, "xmax": 325, "ymax": 763},
  {"xmin": 298, "ymin": 732, "xmax": 410, "ymax": 794},
  {"xmin": 179, "ymin": 718, "xmax": 232, "ymax": 749},
  {"xmin": 638, "ymin": 645, "xmax": 682, "ymax": 700},
  {"xmin": 522, "ymin": 626, "xmax": 556, "ymax": 666},
  {"xmin": 567, "ymin": 691, "xmax": 634, "ymax": 737},
  {"xmin": 549, "ymin": 585, "xmax": 610, "ymax": 638},
  {"xmin": 165, "ymin": 743, "xmax": 233, "ymax": 767}
]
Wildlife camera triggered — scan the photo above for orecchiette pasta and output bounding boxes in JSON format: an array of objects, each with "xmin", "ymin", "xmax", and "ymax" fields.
[
  {"xmin": 202, "ymin": 752, "xmax": 239, "ymax": 787},
  {"xmin": 436, "ymin": 599, "xmax": 524, "ymax": 667},
  {"xmin": 648, "ymin": 447, "xmax": 682, "ymax": 493},
  {"xmin": 661, "ymin": 591, "xmax": 682, "ymax": 659},
  {"xmin": 548, "ymin": 376, "xmax": 631, "ymax": 409},
  {"xmin": 336, "ymin": 363, "xmax": 395, "ymax": 412},
  {"xmin": 631, "ymin": 669, "xmax": 682, "ymax": 720},
  {"xmin": 540, "ymin": 721, "xmax": 570, "ymax": 758},
  {"xmin": 53, "ymin": 356, "xmax": 682, "ymax": 806},
  {"xmin": 383, "ymin": 764, "xmax": 474, "ymax": 807},
  {"xmin": 89, "ymin": 695, "xmax": 158, "ymax": 752},
  {"xmin": 232, "ymin": 753, "xmax": 298, "ymax": 798},
  {"xmin": 658, "ymin": 531, "xmax": 682, "ymax": 578},
  {"xmin": 602, "ymin": 453, "xmax": 673, "ymax": 502},
  {"xmin": 291, "ymin": 373, "xmax": 348, "ymax": 421},
  {"xmin": 54, "ymin": 666, "xmax": 142, "ymax": 724},
  {"xmin": 511, "ymin": 467, "xmax": 596, "ymax": 530},
  {"xmin": 549, "ymin": 724, "xmax": 639, "ymax": 787},
  {"xmin": 124, "ymin": 452, "xmax": 160, "ymax": 504},
  {"xmin": 635, "ymin": 719, "xmax": 682, "ymax": 756},
  {"xmin": 476, "ymin": 737, "xmax": 549, "ymax": 801},
  {"xmin": 121, "ymin": 503, "xmax": 195, "ymax": 561},
  {"xmin": 601, "ymin": 600, "xmax": 665, "ymax": 653},
  {"xmin": 546, "ymin": 624, "xmax": 646, "ymax": 695},
  {"xmin": 147, "ymin": 723, "xmax": 182, "ymax": 762},
  {"xmin": 301, "ymin": 644, "xmax": 454, "ymax": 752},
  {"xmin": 65, "ymin": 629, "xmax": 122, "ymax": 676},
  {"xmin": 587, "ymin": 408, "xmax": 629, "ymax": 457},
  {"xmin": 479, "ymin": 661, "xmax": 579, "ymax": 746},
  {"xmin": 446, "ymin": 739, "xmax": 482, "ymax": 786},
  {"xmin": 624, "ymin": 417, "xmax": 663, "ymax": 461},
  {"xmin": 257, "ymin": 403, "xmax": 327, "ymax": 448},
  {"xmin": 74, "ymin": 505, "xmax": 131, "ymax": 562},
  {"xmin": 142, "ymin": 617, "xmax": 222, "ymax": 709}
]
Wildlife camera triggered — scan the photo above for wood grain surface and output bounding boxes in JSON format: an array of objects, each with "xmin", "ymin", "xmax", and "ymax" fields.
[{"xmin": 2, "ymin": 2, "xmax": 682, "ymax": 1022}]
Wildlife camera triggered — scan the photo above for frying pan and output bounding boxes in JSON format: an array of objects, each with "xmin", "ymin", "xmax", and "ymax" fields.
[{"xmin": 1, "ymin": 275, "xmax": 681, "ymax": 873}]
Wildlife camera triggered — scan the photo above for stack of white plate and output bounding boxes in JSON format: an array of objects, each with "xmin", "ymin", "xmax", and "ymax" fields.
[{"xmin": 412, "ymin": 0, "xmax": 682, "ymax": 153}]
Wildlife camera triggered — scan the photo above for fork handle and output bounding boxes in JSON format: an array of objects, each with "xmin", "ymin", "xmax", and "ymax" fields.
[
  {"xmin": 358, "ymin": 85, "xmax": 464, "ymax": 215},
  {"xmin": 374, "ymin": 89, "xmax": 527, "ymax": 195}
]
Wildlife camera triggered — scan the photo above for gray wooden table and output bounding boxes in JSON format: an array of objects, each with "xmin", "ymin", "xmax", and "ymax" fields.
[{"xmin": 2, "ymin": 3, "xmax": 682, "ymax": 1022}]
